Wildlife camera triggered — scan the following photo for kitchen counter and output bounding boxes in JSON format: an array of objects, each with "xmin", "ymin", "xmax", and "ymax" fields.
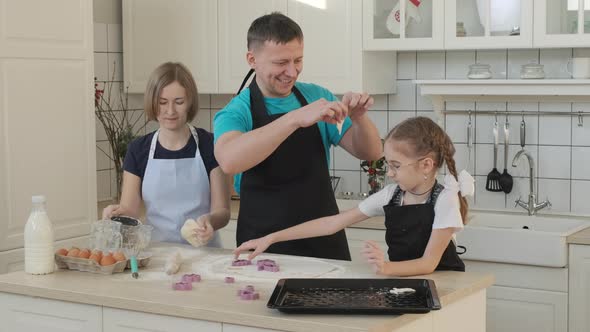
[
  {"xmin": 568, "ymin": 225, "xmax": 590, "ymax": 245},
  {"xmin": 0, "ymin": 244, "xmax": 493, "ymax": 332}
]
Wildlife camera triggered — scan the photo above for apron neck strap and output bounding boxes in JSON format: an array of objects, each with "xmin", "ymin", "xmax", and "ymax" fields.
[{"xmin": 148, "ymin": 124, "xmax": 199, "ymax": 159}]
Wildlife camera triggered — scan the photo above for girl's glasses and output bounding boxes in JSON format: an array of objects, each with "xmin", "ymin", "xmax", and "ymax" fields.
[{"xmin": 385, "ymin": 157, "xmax": 427, "ymax": 175}]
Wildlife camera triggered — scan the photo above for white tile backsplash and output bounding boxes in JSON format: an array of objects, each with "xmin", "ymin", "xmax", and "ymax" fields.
[
  {"xmin": 334, "ymin": 170, "xmax": 361, "ymax": 194},
  {"xmin": 540, "ymin": 48, "xmax": 572, "ymax": 79},
  {"xmin": 572, "ymin": 116, "xmax": 590, "ymax": 146},
  {"xmin": 107, "ymin": 24, "xmax": 122, "ymax": 53},
  {"xmin": 388, "ymin": 111, "xmax": 415, "ymax": 131},
  {"xmin": 445, "ymin": 51, "xmax": 475, "ymax": 79},
  {"xmin": 538, "ymin": 146, "xmax": 571, "ymax": 179},
  {"xmin": 474, "ymin": 175, "xmax": 506, "ymax": 210},
  {"xmin": 366, "ymin": 111, "xmax": 388, "ymax": 139},
  {"xmin": 94, "ymin": 23, "xmax": 107, "ymax": 52},
  {"xmin": 571, "ymin": 180, "xmax": 590, "ymax": 214},
  {"xmin": 107, "ymin": 53, "xmax": 123, "ymax": 81},
  {"xmin": 571, "ymin": 147, "xmax": 590, "ymax": 180},
  {"xmin": 476, "ymin": 50, "xmax": 507, "ymax": 79},
  {"xmin": 388, "ymin": 80, "xmax": 416, "ymax": 110},
  {"xmin": 334, "ymin": 146, "xmax": 360, "ymax": 171},
  {"xmin": 539, "ymin": 115, "xmax": 571, "ymax": 145},
  {"xmin": 416, "ymin": 51, "xmax": 445, "ymax": 79},
  {"xmin": 397, "ymin": 52, "xmax": 416, "ymax": 80},
  {"xmin": 93, "ymin": 53, "xmax": 108, "ymax": 81},
  {"xmin": 538, "ymin": 178, "xmax": 570, "ymax": 212},
  {"xmin": 370, "ymin": 94, "xmax": 388, "ymax": 110}
]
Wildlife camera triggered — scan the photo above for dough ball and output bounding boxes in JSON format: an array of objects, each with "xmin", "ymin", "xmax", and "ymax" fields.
[{"xmin": 181, "ymin": 218, "xmax": 207, "ymax": 247}]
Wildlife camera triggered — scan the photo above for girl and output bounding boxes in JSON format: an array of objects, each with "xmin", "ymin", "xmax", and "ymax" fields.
[
  {"xmin": 233, "ymin": 116, "xmax": 474, "ymax": 276},
  {"xmin": 102, "ymin": 62, "xmax": 231, "ymax": 246}
]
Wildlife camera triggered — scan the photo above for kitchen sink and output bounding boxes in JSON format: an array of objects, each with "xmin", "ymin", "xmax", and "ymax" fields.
[{"xmin": 456, "ymin": 212, "xmax": 590, "ymax": 267}]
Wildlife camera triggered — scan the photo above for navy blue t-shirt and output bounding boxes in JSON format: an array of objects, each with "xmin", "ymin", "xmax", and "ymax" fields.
[{"xmin": 124, "ymin": 127, "xmax": 218, "ymax": 180}]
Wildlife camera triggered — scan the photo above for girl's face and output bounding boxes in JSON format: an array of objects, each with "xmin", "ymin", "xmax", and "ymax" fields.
[
  {"xmin": 157, "ymin": 81, "xmax": 189, "ymax": 130},
  {"xmin": 384, "ymin": 140, "xmax": 433, "ymax": 192}
]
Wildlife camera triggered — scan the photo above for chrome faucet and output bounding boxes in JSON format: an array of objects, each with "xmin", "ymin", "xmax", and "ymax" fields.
[{"xmin": 511, "ymin": 150, "xmax": 551, "ymax": 215}]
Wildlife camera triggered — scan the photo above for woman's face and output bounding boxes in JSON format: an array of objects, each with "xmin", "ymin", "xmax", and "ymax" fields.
[
  {"xmin": 157, "ymin": 81, "xmax": 189, "ymax": 130},
  {"xmin": 384, "ymin": 140, "xmax": 427, "ymax": 192}
]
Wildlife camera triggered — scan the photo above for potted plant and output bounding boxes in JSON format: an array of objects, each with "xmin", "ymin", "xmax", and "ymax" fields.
[
  {"xmin": 94, "ymin": 68, "xmax": 145, "ymax": 200},
  {"xmin": 360, "ymin": 157, "xmax": 386, "ymax": 195}
]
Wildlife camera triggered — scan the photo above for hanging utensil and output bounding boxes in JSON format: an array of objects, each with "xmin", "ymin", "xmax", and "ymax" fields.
[
  {"xmin": 499, "ymin": 116, "xmax": 513, "ymax": 193},
  {"xmin": 520, "ymin": 113, "xmax": 526, "ymax": 150},
  {"xmin": 486, "ymin": 117, "xmax": 502, "ymax": 192},
  {"xmin": 467, "ymin": 111, "xmax": 473, "ymax": 170}
]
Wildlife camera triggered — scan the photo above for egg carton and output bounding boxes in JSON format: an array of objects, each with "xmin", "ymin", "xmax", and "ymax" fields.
[{"xmin": 55, "ymin": 254, "xmax": 127, "ymax": 274}]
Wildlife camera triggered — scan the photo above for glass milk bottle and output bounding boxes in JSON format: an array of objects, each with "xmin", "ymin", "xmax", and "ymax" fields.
[{"xmin": 24, "ymin": 195, "xmax": 55, "ymax": 274}]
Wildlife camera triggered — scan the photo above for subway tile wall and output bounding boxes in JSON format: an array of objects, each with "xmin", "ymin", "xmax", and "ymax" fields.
[{"xmin": 94, "ymin": 24, "xmax": 590, "ymax": 216}]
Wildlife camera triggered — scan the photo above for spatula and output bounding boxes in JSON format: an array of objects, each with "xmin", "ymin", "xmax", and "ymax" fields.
[
  {"xmin": 499, "ymin": 120, "xmax": 513, "ymax": 193},
  {"xmin": 486, "ymin": 121, "xmax": 502, "ymax": 192}
]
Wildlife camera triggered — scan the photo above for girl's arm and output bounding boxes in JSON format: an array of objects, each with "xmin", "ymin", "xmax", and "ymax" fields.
[
  {"xmin": 102, "ymin": 171, "xmax": 143, "ymax": 220},
  {"xmin": 234, "ymin": 207, "xmax": 369, "ymax": 260},
  {"xmin": 205, "ymin": 166, "xmax": 231, "ymax": 230},
  {"xmin": 363, "ymin": 228, "xmax": 455, "ymax": 277}
]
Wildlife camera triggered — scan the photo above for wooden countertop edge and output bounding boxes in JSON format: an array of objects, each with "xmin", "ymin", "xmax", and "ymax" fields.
[{"xmin": 567, "ymin": 226, "xmax": 590, "ymax": 245}]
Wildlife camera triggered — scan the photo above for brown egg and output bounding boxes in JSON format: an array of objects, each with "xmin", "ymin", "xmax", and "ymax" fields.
[
  {"xmin": 67, "ymin": 248, "xmax": 80, "ymax": 257},
  {"xmin": 55, "ymin": 248, "xmax": 68, "ymax": 256},
  {"xmin": 88, "ymin": 253, "xmax": 101, "ymax": 264},
  {"xmin": 100, "ymin": 254, "xmax": 116, "ymax": 266},
  {"xmin": 77, "ymin": 249, "xmax": 91, "ymax": 259},
  {"xmin": 112, "ymin": 251, "xmax": 126, "ymax": 262},
  {"xmin": 90, "ymin": 249, "xmax": 103, "ymax": 256}
]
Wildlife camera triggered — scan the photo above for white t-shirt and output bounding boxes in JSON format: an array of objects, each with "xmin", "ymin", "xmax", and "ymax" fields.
[{"xmin": 358, "ymin": 182, "xmax": 464, "ymax": 233}]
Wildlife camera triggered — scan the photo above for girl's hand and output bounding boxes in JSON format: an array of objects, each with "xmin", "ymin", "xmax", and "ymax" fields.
[
  {"xmin": 233, "ymin": 236, "xmax": 273, "ymax": 261},
  {"xmin": 194, "ymin": 214, "xmax": 214, "ymax": 245},
  {"xmin": 361, "ymin": 240, "xmax": 386, "ymax": 274}
]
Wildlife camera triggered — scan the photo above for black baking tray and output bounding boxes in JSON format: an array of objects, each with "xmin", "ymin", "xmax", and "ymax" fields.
[{"xmin": 267, "ymin": 278, "xmax": 441, "ymax": 314}]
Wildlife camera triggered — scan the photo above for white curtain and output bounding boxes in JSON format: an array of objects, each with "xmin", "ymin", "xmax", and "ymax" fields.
[{"xmin": 476, "ymin": 0, "xmax": 521, "ymax": 32}]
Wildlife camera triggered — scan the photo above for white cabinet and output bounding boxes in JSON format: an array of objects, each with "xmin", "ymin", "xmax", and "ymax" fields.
[
  {"xmin": 0, "ymin": 293, "xmax": 102, "ymax": 332},
  {"xmin": 464, "ymin": 260, "xmax": 568, "ymax": 332},
  {"xmin": 569, "ymin": 244, "xmax": 590, "ymax": 332},
  {"xmin": 103, "ymin": 307, "xmax": 222, "ymax": 331},
  {"xmin": 363, "ymin": 0, "xmax": 445, "ymax": 50},
  {"xmin": 487, "ymin": 285, "xmax": 568, "ymax": 332},
  {"xmin": 218, "ymin": 0, "xmax": 288, "ymax": 92},
  {"xmin": 123, "ymin": 0, "xmax": 218, "ymax": 93},
  {"xmin": 534, "ymin": 0, "xmax": 590, "ymax": 48},
  {"xmin": 125, "ymin": 0, "xmax": 396, "ymax": 95},
  {"xmin": 444, "ymin": 0, "xmax": 533, "ymax": 49},
  {"xmin": 0, "ymin": 0, "xmax": 95, "ymax": 254}
]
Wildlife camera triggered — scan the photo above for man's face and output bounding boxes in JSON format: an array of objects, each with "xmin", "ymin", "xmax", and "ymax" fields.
[{"xmin": 247, "ymin": 39, "xmax": 303, "ymax": 98}]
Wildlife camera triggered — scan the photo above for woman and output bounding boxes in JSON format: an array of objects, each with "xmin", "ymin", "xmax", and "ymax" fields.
[{"xmin": 103, "ymin": 62, "xmax": 231, "ymax": 246}]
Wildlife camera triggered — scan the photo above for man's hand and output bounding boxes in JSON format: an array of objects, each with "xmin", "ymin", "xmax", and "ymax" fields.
[
  {"xmin": 292, "ymin": 98, "xmax": 348, "ymax": 128},
  {"xmin": 342, "ymin": 92, "xmax": 373, "ymax": 121}
]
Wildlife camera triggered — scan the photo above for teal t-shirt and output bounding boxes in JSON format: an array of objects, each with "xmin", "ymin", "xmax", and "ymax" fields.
[{"xmin": 213, "ymin": 81, "xmax": 352, "ymax": 193}]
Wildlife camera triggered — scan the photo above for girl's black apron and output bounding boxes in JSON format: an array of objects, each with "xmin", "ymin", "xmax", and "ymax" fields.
[
  {"xmin": 383, "ymin": 183, "xmax": 465, "ymax": 271},
  {"xmin": 236, "ymin": 77, "xmax": 351, "ymax": 261}
]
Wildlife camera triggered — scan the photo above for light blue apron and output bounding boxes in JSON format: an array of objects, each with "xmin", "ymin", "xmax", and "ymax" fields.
[{"xmin": 142, "ymin": 125, "xmax": 221, "ymax": 247}]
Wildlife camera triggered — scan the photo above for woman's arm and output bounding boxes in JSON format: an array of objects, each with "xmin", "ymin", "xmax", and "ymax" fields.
[
  {"xmin": 207, "ymin": 166, "xmax": 231, "ymax": 230},
  {"xmin": 102, "ymin": 171, "xmax": 143, "ymax": 219},
  {"xmin": 363, "ymin": 228, "xmax": 455, "ymax": 277},
  {"xmin": 234, "ymin": 207, "xmax": 369, "ymax": 260}
]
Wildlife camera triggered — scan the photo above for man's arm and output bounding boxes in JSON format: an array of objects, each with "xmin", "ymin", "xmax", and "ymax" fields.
[
  {"xmin": 215, "ymin": 98, "xmax": 347, "ymax": 174},
  {"xmin": 338, "ymin": 92, "xmax": 382, "ymax": 161}
]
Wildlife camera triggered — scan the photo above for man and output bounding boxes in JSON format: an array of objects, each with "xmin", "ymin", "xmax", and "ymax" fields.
[{"xmin": 214, "ymin": 12, "xmax": 382, "ymax": 260}]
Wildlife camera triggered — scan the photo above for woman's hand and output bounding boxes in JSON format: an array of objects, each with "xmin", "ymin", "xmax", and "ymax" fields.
[
  {"xmin": 361, "ymin": 240, "xmax": 386, "ymax": 275},
  {"xmin": 194, "ymin": 214, "xmax": 214, "ymax": 245},
  {"xmin": 102, "ymin": 204, "xmax": 123, "ymax": 220},
  {"xmin": 233, "ymin": 235, "xmax": 274, "ymax": 261}
]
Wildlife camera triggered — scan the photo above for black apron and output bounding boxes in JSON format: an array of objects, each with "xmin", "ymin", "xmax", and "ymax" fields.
[
  {"xmin": 236, "ymin": 76, "xmax": 351, "ymax": 261},
  {"xmin": 383, "ymin": 183, "xmax": 465, "ymax": 271}
]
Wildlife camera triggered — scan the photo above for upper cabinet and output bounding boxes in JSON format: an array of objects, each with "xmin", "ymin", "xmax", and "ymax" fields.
[
  {"xmin": 125, "ymin": 0, "xmax": 396, "ymax": 95},
  {"xmin": 364, "ymin": 0, "xmax": 590, "ymax": 50},
  {"xmin": 218, "ymin": 0, "xmax": 288, "ymax": 93},
  {"xmin": 363, "ymin": 0, "xmax": 445, "ymax": 50},
  {"xmin": 534, "ymin": 0, "xmax": 590, "ymax": 48},
  {"xmin": 123, "ymin": 0, "xmax": 218, "ymax": 94},
  {"xmin": 444, "ymin": 0, "xmax": 533, "ymax": 49}
]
